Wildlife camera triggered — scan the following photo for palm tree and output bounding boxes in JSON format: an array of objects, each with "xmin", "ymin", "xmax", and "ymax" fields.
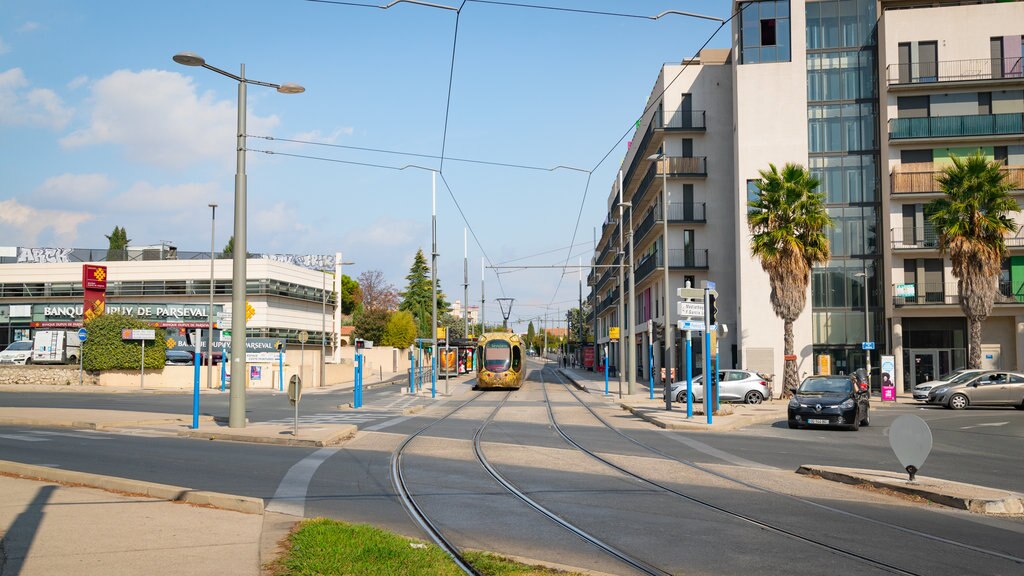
[
  {"xmin": 748, "ymin": 163, "xmax": 833, "ymax": 397},
  {"xmin": 927, "ymin": 152, "xmax": 1019, "ymax": 369}
]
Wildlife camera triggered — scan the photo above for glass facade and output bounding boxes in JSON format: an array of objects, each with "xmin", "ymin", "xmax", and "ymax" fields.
[
  {"xmin": 739, "ymin": 1, "xmax": 792, "ymax": 64},
  {"xmin": 807, "ymin": 0, "xmax": 881, "ymax": 376}
]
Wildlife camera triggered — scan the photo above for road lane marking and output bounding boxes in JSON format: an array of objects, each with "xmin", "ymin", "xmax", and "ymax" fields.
[
  {"xmin": 0, "ymin": 434, "xmax": 47, "ymax": 442},
  {"xmin": 266, "ymin": 447, "xmax": 339, "ymax": 517},
  {"xmin": 660, "ymin": 433, "xmax": 775, "ymax": 470},
  {"xmin": 960, "ymin": 421, "xmax": 1009, "ymax": 430},
  {"xmin": 29, "ymin": 430, "xmax": 112, "ymax": 440}
]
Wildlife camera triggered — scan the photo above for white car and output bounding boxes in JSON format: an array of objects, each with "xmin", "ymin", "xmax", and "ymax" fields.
[
  {"xmin": 670, "ymin": 369, "xmax": 771, "ymax": 405},
  {"xmin": 912, "ymin": 368, "xmax": 988, "ymax": 401},
  {"xmin": 0, "ymin": 341, "xmax": 33, "ymax": 365}
]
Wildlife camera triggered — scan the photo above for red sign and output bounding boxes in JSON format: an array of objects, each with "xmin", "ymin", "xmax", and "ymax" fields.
[
  {"xmin": 784, "ymin": 354, "xmax": 797, "ymax": 361},
  {"xmin": 31, "ymin": 321, "xmax": 84, "ymax": 328},
  {"xmin": 83, "ymin": 265, "xmax": 107, "ymax": 291},
  {"xmin": 583, "ymin": 345, "xmax": 595, "ymax": 369}
]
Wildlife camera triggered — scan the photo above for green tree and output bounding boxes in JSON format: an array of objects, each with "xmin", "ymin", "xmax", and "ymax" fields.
[
  {"xmin": 354, "ymin": 308, "xmax": 389, "ymax": 345},
  {"xmin": 439, "ymin": 313, "xmax": 465, "ymax": 340},
  {"xmin": 381, "ymin": 310, "xmax": 417, "ymax": 349},
  {"xmin": 527, "ymin": 321, "xmax": 536, "ymax": 352},
  {"xmin": 399, "ymin": 249, "xmax": 452, "ymax": 338},
  {"xmin": 748, "ymin": 163, "xmax": 833, "ymax": 397},
  {"xmin": 105, "ymin": 226, "xmax": 130, "ymax": 261},
  {"xmin": 567, "ymin": 307, "xmax": 592, "ymax": 343},
  {"xmin": 222, "ymin": 235, "xmax": 254, "ymax": 257},
  {"xmin": 82, "ymin": 313, "xmax": 166, "ymax": 371},
  {"xmin": 341, "ymin": 274, "xmax": 361, "ymax": 316},
  {"xmin": 927, "ymin": 152, "xmax": 1019, "ymax": 369}
]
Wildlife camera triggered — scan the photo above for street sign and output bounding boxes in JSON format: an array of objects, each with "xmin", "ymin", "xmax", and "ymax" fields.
[
  {"xmin": 609, "ymin": 327, "xmax": 620, "ymax": 340},
  {"xmin": 288, "ymin": 374, "xmax": 302, "ymax": 405},
  {"xmin": 77, "ymin": 328, "xmax": 88, "ymax": 342},
  {"xmin": 121, "ymin": 329, "xmax": 156, "ymax": 341},
  {"xmin": 676, "ymin": 287, "xmax": 704, "ymax": 299},
  {"xmin": 677, "ymin": 319, "xmax": 705, "ymax": 332},
  {"xmin": 702, "ymin": 280, "xmax": 716, "ymax": 290},
  {"xmin": 298, "ymin": 331, "xmax": 309, "ymax": 344},
  {"xmin": 862, "ymin": 341, "xmax": 876, "ymax": 350},
  {"xmin": 677, "ymin": 301, "xmax": 705, "ymax": 317}
]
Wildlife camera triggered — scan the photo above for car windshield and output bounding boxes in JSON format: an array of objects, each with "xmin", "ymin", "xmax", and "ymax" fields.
[
  {"xmin": 798, "ymin": 377, "xmax": 853, "ymax": 395},
  {"xmin": 484, "ymin": 340, "xmax": 511, "ymax": 372},
  {"xmin": 947, "ymin": 371, "xmax": 981, "ymax": 385},
  {"xmin": 4, "ymin": 341, "xmax": 31, "ymax": 351}
]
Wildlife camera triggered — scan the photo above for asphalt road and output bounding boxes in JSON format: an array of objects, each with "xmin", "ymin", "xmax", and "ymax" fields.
[{"xmin": 0, "ymin": 361, "xmax": 1022, "ymax": 575}]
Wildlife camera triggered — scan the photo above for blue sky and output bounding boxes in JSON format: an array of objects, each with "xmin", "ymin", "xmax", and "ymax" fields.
[{"xmin": 0, "ymin": 0, "xmax": 732, "ymax": 331}]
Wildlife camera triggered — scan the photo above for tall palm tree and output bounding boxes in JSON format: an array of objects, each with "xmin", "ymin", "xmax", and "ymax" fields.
[
  {"xmin": 748, "ymin": 163, "xmax": 833, "ymax": 397},
  {"xmin": 927, "ymin": 152, "xmax": 1019, "ymax": 369}
]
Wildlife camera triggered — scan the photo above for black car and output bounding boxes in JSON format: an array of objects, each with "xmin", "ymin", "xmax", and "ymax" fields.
[
  {"xmin": 788, "ymin": 375, "xmax": 870, "ymax": 431},
  {"xmin": 164, "ymin": 349, "xmax": 195, "ymax": 366}
]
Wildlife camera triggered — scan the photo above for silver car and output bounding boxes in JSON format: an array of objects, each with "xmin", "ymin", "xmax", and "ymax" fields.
[
  {"xmin": 926, "ymin": 371, "xmax": 1024, "ymax": 410},
  {"xmin": 913, "ymin": 368, "xmax": 988, "ymax": 401},
  {"xmin": 670, "ymin": 369, "xmax": 771, "ymax": 405},
  {"xmin": 0, "ymin": 340, "xmax": 33, "ymax": 365}
]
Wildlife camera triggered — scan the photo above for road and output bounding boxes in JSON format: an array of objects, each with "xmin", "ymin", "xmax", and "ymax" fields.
[{"xmin": 0, "ymin": 360, "xmax": 1021, "ymax": 575}]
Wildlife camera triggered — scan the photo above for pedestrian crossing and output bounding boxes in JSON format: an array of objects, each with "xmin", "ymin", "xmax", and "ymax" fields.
[
  {"xmin": 0, "ymin": 430, "xmax": 113, "ymax": 443},
  {"xmin": 256, "ymin": 392, "xmax": 425, "ymax": 427}
]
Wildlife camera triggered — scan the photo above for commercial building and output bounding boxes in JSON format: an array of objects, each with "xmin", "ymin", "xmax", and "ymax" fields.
[{"xmin": 590, "ymin": 0, "xmax": 1024, "ymax": 395}]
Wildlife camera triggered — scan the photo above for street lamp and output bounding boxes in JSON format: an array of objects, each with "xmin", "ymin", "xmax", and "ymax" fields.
[
  {"xmin": 207, "ymin": 203, "xmax": 217, "ymax": 391},
  {"xmin": 173, "ymin": 52, "xmax": 304, "ymax": 428},
  {"xmin": 855, "ymin": 268, "xmax": 871, "ymax": 390},
  {"xmin": 648, "ymin": 152, "xmax": 672, "ymax": 410},
  {"xmin": 618, "ymin": 199, "xmax": 636, "ymax": 395},
  {"xmin": 323, "ymin": 259, "xmax": 355, "ymax": 388}
]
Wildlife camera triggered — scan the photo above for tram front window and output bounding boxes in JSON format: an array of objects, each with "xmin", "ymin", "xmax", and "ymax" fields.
[{"xmin": 485, "ymin": 341, "xmax": 511, "ymax": 372}]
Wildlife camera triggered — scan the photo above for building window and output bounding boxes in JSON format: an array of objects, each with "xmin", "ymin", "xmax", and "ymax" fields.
[{"xmin": 740, "ymin": 1, "xmax": 791, "ymax": 64}]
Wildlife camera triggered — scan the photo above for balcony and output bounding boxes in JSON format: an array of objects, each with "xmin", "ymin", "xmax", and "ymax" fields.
[
  {"xmin": 669, "ymin": 248, "xmax": 708, "ymax": 269},
  {"xmin": 600, "ymin": 287, "xmax": 620, "ymax": 311},
  {"xmin": 634, "ymin": 206, "xmax": 659, "ymax": 246},
  {"xmin": 893, "ymin": 281, "xmax": 1024, "ymax": 306},
  {"xmin": 666, "ymin": 201, "xmax": 707, "ymax": 223},
  {"xmin": 892, "ymin": 227, "xmax": 1024, "ymax": 251},
  {"xmin": 889, "ymin": 113, "xmax": 1024, "ymax": 140},
  {"xmin": 891, "ymin": 164, "xmax": 1024, "ymax": 195},
  {"xmin": 654, "ymin": 108, "xmax": 707, "ymax": 132},
  {"xmin": 886, "ymin": 57, "xmax": 1023, "ymax": 87}
]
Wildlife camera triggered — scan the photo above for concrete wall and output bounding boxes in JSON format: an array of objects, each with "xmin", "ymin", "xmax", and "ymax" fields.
[{"xmin": 0, "ymin": 365, "xmax": 98, "ymax": 386}]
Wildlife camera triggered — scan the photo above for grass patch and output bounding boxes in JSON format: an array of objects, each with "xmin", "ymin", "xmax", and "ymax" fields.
[{"xmin": 269, "ymin": 518, "xmax": 586, "ymax": 576}]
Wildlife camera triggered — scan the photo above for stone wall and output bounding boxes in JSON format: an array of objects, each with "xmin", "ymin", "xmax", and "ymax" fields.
[{"xmin": 0, "ymin": 365, "xmax": 99, "ymax": 386}]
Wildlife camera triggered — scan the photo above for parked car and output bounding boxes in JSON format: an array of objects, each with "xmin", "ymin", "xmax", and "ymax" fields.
[
  {"xmin": 913, "ymin": 368, "xmax": 988, "ymax": 401},
  {"xmin": 926, "ymin": 371, "xmax": 1024, "ymax": 410},
  {"xmin": 670, "ymin": 369, "xmax": 771, "ymax": 405},
  {"xmin": 0, "ymin": 341, "xmax": 33, "ymax": 365},
  {"xmin": 788, "ymin": 375, "xmax": 870, "ymax": 431},
  {"xmin": 164, "ymin": 349, "xmax": 195, "ymax": 366},
  {"xmin": 31, "ymin": 330, "xmax": 81, "ymax": 364}
]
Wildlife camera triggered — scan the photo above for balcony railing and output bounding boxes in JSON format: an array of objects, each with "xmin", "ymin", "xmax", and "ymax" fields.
[
  {"xmin": 635, "ymin": 252, "xmax": 660, "ymax": 284},
  {"xmin": 664, "ymin": 156, "xmax": 707, "ymax": 176},
  {"xmin": 886, "ymin": 57, "xmax": 1024, "ymax": 86},
  {"xmin": 654, "ymin": 108, "xmax": 707, "ymax": 131},
  {"xmin": 892, "ymin": 164, "xmax": 1024, "ymax": 194},
  {"xmin": 600, "ymin": 287, "xmax": 620, "ymax": 311},
  {"xmin": 634, "ymin": 206, "xmax": 659, "ymax": 246},
  {"xmin": 666, "ymin": 201, "xmax": 707, "ymax": 222},
  {"xmin": 669, "ymin": 248, "xmax": 709, "ymax": 269},
  {"xmin": 892, "ymin": 227, "xmax": 1024, "ymax": 250},
  {"xmin": 631, "ymin": 163, "xmax": 657, "ymax": 208},
  {"xmin": 889, "ymin": 113, "xmax": 1024, "ymax": 140},
  {"xmin": 893, "ymin": 281, "xmax": 1024, "ymax": 306}
]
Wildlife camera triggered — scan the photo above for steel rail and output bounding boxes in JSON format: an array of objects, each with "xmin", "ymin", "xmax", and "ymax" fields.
[{"xmin": 546, "ymin": 367, "xmax": 1024, "ymax": 567}]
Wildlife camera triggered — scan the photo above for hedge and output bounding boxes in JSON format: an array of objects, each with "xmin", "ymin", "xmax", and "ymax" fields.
[{"xmin": 82, "ymin": 313, "xmax": 167, "ymax": 371}]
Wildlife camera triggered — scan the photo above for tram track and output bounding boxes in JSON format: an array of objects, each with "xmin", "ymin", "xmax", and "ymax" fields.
[{"xmin": 541, "ymin": 365, "xmax": 1024, "ymax": 574}]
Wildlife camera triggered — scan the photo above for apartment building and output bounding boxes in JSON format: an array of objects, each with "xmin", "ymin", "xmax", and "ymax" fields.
[{"xmin": 589, "ymin": 0, "xmax": 1023, "ymax": 395}]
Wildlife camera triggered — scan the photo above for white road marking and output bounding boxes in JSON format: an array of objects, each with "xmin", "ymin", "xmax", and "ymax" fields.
[
  {"xmin": 28, "ymin": 430, "xmax": 111, "ymax": 440},
  {"xmin": 266, "ymin": 447, "xmax": 339, "ymax": 517},
  {"xmin": 660, "ymin": 433, "xmax": 775, "ymax": 470},
  {"xmin": 960, "ymin": 421, "xmax": 1009, "ymax": 430},
  {"xmin": 0, "ymin": 434, "xmax": 47, "ymax": 442}
]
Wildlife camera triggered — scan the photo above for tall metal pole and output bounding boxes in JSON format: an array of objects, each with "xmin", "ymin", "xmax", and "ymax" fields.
[
  {"xmin": 627, "ymin": 199, "xmax": 636, "ymax": 395},
  {"xmin": 229, "ymin": 64, "xmax": 247, "ymax": 428},
  {"xmin": 864, "ymin": 262, "xmax": 871, "ymax": 391},
  {"xmin": 592, "ymin": 226, "xmax": 598, "ymax": 372},
  {"xmin": 464, "ymin": 228, "xmax": 469, "ymax": 339},
  {"xmin": 207, "ymin": 203, "xmax": 216, "ymax": 391},
  {"xmin": 320, "ymin": 270, "xmax": 326, "ymax": 388},
  {"xmin": 578, "ymin": 256, "xmax": 583, "ymax": 365},
  {"xmin": 431, "ymin": 172, "xmax": 438, "ymax": 391},
  {"xmin": 617, "ymin": 169, "xmax": 625, "ymax": 397},
  {"xmin": 661, "ymin": 156, "xmax": 673, "ymax": 410},
  {"xmin": 480, "ymin": 258, "xmax": 485, "ymax": 334}
]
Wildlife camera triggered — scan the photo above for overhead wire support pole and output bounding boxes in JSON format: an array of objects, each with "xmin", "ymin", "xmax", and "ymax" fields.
[
  {"xmin": 431, "ymin": 171, "xmax": 438, "ymax": 396},
  {"xmin": 464, "ymin": 228, "xmax": 469, "ymax": 340},
  {"xmin": 617, "ymin": 169, "xmax": 625, "ymax": 398}
]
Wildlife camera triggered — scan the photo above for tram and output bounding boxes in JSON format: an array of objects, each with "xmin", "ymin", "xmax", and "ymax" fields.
[{"xmin": 475, "ymin": 332, "xmax": 526, "ymax": 390}]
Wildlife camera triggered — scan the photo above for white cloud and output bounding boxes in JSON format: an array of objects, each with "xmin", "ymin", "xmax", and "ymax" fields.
[
  {"xmin": 346, "ymin": 217, "xmax": 422, "ymax": 249},
  {"xmin": 67, "ymin": 75, "xmax": 89, "ymax": 90},
  {"xmin": 60, "ymin": 69, "xmax": 279, "ymax": 169},
  {"xmin": 0, "ymin": 68, "xmax": 74, "ymax": 129},
  {"xmin": 113, "ymin": 180, "xmax": 221, "ymax": 211},
  {"xmin": 19, "ymin": 22, "xmax": 40, "ymax": 33},
  {"xmin": 0, "ymin": 198, "xmax": 93, "ymax": 245},
  {"xmin": 32, "ymin": 173, "xmax": 115, "ymax": 207},
  {"xmin": 290, "ymin": 127, "xmax": 354, "ymax": 145},
  {"xmin": 253, "ymin": 202, "xmax": 312, "ymax": 236}
]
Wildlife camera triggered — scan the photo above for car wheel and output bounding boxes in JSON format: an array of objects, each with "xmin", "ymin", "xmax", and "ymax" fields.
[
  {"xmin": 675, "ymin": 391, "xmax": 686, "ymax": 403},
  {"xmin": 788, "ymin": 421, "xmax": 799, "ymax": 429},
  {"xmin": 744, "ymin": 391, "xmax": 764, "ymax": 405},
  {"xmin": 948, "ymin": 393, "xmax": 969, "ymax": 410},
  {"xmin": 849, "ymin": 417, "xmax": 860, "ymax": 431},
  {"xmin": 860, "ymin": 411, "xmax": 870, "ymax": 427},
  {"xmin": 1016, "ymin": 401, "xmax": 1024, "ymax": 411}
]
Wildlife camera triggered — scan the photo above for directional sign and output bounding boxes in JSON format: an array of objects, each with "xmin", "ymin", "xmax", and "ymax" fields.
[
  {"xmin": 77, "ymin": 328, "xmax": 88, "ymax": 342},
  {"xmin": 677, "ymin": 301, "xmax": 705, "ymax": 318},
  {"xmin": 678, "ymin": 319, "xmax": 705, "ymax": 332},
  {"xmin": 298, "ymin": 331, "xmax": 309, "ymax": 344},
  {"xmin": 677, "ymin": 287, "xmax": 705, "ymax": 299},
  {"xmin": 609, "ymin": 327, "xmax": 620, "ymax": 340},
  {"xmin": 121, "ymin": 329, "xmax": 156, "ymax": 341},
  {"xmin": 862, "ymin": 341, "xmax": 876, "ymax": 350}
]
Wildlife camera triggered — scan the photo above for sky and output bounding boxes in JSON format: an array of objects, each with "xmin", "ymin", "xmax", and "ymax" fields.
[{"xmin": 0, "ymin": 0, "xmax": 733, "ymax": 332}]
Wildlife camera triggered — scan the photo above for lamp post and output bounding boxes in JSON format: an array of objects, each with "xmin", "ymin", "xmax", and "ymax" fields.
[
  {"xmin": 207, "ymin": 203, "xmax": 217, "ymax": 391},
  {"xmin": 619, "ymin": 199, "xmax": 636, "ymax": 395},
  {"xmin": 856, "ymin": 268, "xmax": 871, "ymax": 390},
  {"xmin": 173, "ymin": 52, "xmax": 304, "ymax": 428},
  {"xmin": 617, "ymin": 170, "xmax": 626, "ymax": 397},
  {"xmin": 648, "ymin": 152, "xmax": 672, "ymax": 410},
  {"xmin": 325, "ymin": 258, "xmax": 355, "ymax": 388}
]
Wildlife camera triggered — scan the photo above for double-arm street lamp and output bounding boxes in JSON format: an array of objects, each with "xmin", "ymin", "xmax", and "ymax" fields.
[
  {"xmin": 173, "ymin": 52, "xmax": 304, "ymax": 428},
  {"xmin": 648, "ymin": 152, "xmax": 673, "ymax": 410}
]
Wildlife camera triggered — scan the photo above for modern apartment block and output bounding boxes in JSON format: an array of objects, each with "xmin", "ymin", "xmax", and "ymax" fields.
[{"xmin": 589, "ymin": 0, "xmax": 1024, "ymax": 395}]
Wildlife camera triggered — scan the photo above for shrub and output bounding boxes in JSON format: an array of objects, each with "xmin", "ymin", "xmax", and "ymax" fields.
[
  {"xmin": 83, "ymin": 313, "xmax": 166, "ymax": 371},
  {"xmin": 381, "ymin": 310, "xmax": 416, "ymax": 349}
]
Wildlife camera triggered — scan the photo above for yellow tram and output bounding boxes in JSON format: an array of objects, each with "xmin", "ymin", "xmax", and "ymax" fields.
[{"xmin": 475, "ymin": 332, "xmax": 526, "ymax": 390}]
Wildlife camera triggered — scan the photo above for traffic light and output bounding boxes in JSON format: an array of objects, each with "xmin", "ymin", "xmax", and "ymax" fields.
[{"xmin": 708, "ymin": 293, "xmax": 718, "ymax": 326}]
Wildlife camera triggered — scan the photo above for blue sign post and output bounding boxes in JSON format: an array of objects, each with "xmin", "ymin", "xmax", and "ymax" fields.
[
  {"xmin": 77, "ymin": 328, "xmax": 87, "ymax": 387},
  {"xmin": 604, "ymin": 344, "xmax": 609, "ymax": 395},
  {"xmin": 648, "ymin": 340, "xmax": 655, "ymax": 400},
  {"xmin": 354, "ymin": 353, "xmax": 363, "ymax": 408},
  {"xmin": 408, "ymin": 351, "xmax": 415, "ymax": 393}
]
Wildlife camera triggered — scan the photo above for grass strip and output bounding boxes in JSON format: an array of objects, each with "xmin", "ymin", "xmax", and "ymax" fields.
[{"xmin": 269, "ymin": 517, "xmax": 587, "ymax": 576}]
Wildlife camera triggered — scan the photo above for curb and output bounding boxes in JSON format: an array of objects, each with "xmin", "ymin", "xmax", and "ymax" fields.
[
  {"xmin": 797, "ymin": 465, "xmax": 1024, "ymax": 515},
  {"xmin": 0, "ymin": 459, "xmax": 264, "ymax": 515},
  {"xmin": 620, "ymin": 403, "xmax": 785, "ymax": 431},
  {"xmin": 180, "ymin": 425, "xmax": 357, "ymax": 447},
  {"xmin": 0, "ymin": 415, "xmax": 213, "ymax": 430}
]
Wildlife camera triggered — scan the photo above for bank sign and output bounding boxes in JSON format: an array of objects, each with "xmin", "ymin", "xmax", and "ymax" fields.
[{"xmin": 41, "ymin": 304, "xmax": 215, "ymax": 321}]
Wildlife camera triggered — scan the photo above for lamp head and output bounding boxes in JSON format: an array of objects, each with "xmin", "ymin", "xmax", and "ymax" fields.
[
  {"xmin": 647, "ymin": 153, "xmax": 664, "ymax": 161},
  {"xmin": 173, "ymin": 52, "xmax": 206, "ymax": 67},
  {"xmin": 277, "ymin": 83, "xmax": 305, "ymax": 94}
]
